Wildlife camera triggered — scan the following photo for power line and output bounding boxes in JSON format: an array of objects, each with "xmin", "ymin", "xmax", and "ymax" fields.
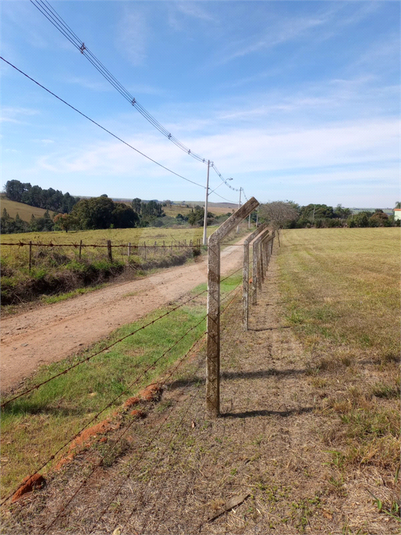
[
  {"xmin": 0, "ymin": 56, "xmax": 205, "ymax": 190},
  {"xmin": 30, "ymin": 0, "xmax": 206, "ymax": 164},
  {"xmin": 211, "ymin": 163, "xmax": 240, "ymax": 192},
  {"xmin": 209, "ymin": 189, "xmax": 236, "ymax": 203},
  {"xmin": 29, "ymin": 0, "xmax": 245, "ymax": 196}
]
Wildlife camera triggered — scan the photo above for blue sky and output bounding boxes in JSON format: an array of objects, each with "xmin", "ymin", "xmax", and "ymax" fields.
[{"xmin": 1, "ymin": 0, "xmax": 400, "ymax": 208}]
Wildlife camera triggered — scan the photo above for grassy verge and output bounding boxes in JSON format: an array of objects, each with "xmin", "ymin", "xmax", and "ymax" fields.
[
  {"xmin": 0, "ymin": 272, "xmax": 242, "ymax": 500},
  {"xmin": 277, "ymin": 228, "xmax": 400, "ymax": 515}
]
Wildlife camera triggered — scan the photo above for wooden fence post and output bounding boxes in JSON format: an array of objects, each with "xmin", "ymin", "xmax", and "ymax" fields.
[
  {"xmin": 107, "ymin": 240, "xmax": 112, "ymax": 262},
  {"xmin": 206, "ymin": 197, "xmax": 259, "ymax": 418},
  {"xmin": 144, "ymin": 242, "xmax": 147, "ymax": 260},
  {"xmin": 127, "ymin": 242, "xmax": 131, "ymax": 263},
  {"xmin": 28, "ymin": 241, "xmax": 32, "ymax": 272},
  {"xmin": 79, "ymin": 240, "xmax": 83, "ymax": 260}
]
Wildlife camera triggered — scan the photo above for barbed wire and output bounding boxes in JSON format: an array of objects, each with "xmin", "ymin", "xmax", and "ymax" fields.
[
  {"xmin": 86, "ymin": 335, "xmax": 207, "ymax": 534},
  {"xmin": 1, "ymin": 288, "xmax": 207, "ymax": 408},
  {"xmin": 40, "ymin": 320, "xmax": 207, "ymax": 533},
  {"xmin": 112, "ymin": 289, "xmax": 242, "ymax": 535},
  {"xmin": 0, "ymin": 311, "xmax": 207, "ymax": 507},
  {"xmin": 220, "ymin": 265, "xmax": 243, "ymax": 283},
  {"xmin": 0, "ymin": 242, "xmax": 203, "ymax": 248}
]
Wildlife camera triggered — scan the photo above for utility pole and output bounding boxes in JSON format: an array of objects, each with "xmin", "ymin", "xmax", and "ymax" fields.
[{"xmin": 203, "ymin": 160, "xmax": 210, "ymax": 246}]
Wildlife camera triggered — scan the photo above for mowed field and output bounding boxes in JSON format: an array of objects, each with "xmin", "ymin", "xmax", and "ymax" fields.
[
  {"xmin": 278, "ymin": 227, "xmax": 400, "ymax": 358},
  {"xmin": 0, "ymin": 196, "xmax": 48, "ymax": 221},
  {"xmin": 162, "ymin": 201, "xmax": 236, "ymax": 218},
  {"xmin": 277, "ymin": 228, "xmax": 400, "ymax": 526}
]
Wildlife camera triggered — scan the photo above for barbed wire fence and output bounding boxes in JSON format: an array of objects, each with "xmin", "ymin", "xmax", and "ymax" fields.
[
  {"xmin": 0, "ymin": 238, "xmax": 203, "ymax": 272},
  {"xmin": 1, "ymin": 201, "xmax": 279, "ymax": 532}
]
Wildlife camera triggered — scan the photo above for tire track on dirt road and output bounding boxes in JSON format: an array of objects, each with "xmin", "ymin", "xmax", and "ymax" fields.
[{"xmin": 0, "ymin": 242, "xmax": 245, "ymax": 394}]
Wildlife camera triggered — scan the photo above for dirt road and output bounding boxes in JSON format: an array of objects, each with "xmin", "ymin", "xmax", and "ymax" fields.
[{"xmin": 0, "ymin": 243, "xmax": 244, "ymax": 393}]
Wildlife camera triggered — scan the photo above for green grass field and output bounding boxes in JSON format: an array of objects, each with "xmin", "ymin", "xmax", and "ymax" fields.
[
  {"xmin": 1, "ymin": 225, "xmax": 209, "ymax": 246},
  {"xmin": 162, "ymin": 202, "xmax": 235, "ymax": 218},
  {"xmin": 0, "ymin": 222, "xmax": 251, "ymax": 306}
]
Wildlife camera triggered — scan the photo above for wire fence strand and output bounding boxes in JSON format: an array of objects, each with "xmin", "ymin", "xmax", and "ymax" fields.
[
  {"xmin": 41, "ymin": 323, "xmax": 207, "ymax": 533},
  {"xmin": 1, "ymin": 288, "xmax": 208, "ymax": 409},
  {"xmin": 0, "ymin": 313, "xmax": 207, "ymax": 506}
]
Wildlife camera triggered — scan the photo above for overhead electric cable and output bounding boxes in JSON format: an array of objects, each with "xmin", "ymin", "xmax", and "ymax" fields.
[
  {"xmin": 30, "ymin": 0, "xmax": 245, "ymax": 196},
  {"xmin": 211, "ymin": 163, "xmax": 240, "ymax": 192},
  {"xmin": 0, "ymin": 56, "xmax": 205, "ymax": 190},
  {"xmin": 30, "ymin": 0, "xmax": 206, "ymax": 163},
  {"xmin": 209, "ymin": 190, "xmax": 236, "ymax": 203}
]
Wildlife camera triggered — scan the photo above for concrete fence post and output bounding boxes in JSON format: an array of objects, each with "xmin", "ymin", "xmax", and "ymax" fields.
[
  {"xmin": 243, "ymin": 223, "xmax": 268, "ymax": 330},
  {"xmin": 206, "ymin": 197, "xmax": 259, "ymax": 418},
  {"xmin": 252, "ymin": 228, "xmax": 270, "ymax": 304}
]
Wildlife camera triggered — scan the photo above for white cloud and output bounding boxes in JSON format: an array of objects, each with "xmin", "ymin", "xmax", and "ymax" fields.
[
  {"xmin": 35, "ymin": 117, "xmax": 399, "ymax": 186},
  {"xmin": 217, "ymin": 9, "xmax": 334, "ymax": 65},
  {"xmin": 174, "ymin": 2, "xmax": 215, "ymax": 22},
  {"xmin": 115, "ymin": 7, "xmax": 150, "ymax": 66},
  {"xmin": 0, "ymin": 107, "xmax": 39, "ymax": 124}
]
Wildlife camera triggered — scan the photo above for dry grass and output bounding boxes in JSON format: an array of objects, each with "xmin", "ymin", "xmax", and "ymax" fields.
[
  {"xmin": 2, "ymin": 230, "xmax": 400, "ymax": 534},
  {"xmin": 0, "ymin": 196, "xmax": 48, "ymax": 222},
  {"xmin": 278, "ymin": 228, "xmax": 400, "ymax": 515}
]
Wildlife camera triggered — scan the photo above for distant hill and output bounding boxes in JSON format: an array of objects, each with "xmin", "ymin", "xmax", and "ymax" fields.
[{"xmin": 0, "ymin": 195, "xmax": 48, "ymax": 222}]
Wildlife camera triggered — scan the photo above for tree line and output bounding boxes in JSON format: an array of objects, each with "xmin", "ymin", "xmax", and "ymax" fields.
[
  {"xmin": 4, "ymin": 180, "xmax": 79, "ymax": 213},
  {"xmin": 260, "ymin": 202, "xmax": 400, "ymax": 229},
  {"xmin": 0, "ymin": 193, "xmax": 168, "ymax": 234}
]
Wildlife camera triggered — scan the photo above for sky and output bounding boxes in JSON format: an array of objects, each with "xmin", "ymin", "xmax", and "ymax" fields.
[{"xmin": 1, "ymin": 0, "xmax": 400, "ymax": 208}]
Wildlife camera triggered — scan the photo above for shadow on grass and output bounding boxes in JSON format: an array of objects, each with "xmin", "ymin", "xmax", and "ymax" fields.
[
  {"xmin": 168, "ymin": 368, "xmax": 307, "ymax": 390},
  {"xmin": 221, "ymin": 406, "xmax": 314, "ymax": 419}
]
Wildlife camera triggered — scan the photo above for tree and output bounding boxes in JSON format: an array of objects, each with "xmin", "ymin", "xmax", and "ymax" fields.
[
  {"xmin": 394, "ymin": 202, "xmax": 401, "ymax": 209},
  {"xmin": 4, "ymin": 179, "xmax": 79, "ymax": 213},
  {"xmin": 259, "ymin": 201, "xmax": 299, "ymax": 229},
  {"xmin": 369, "ymin": 211, "xmax": 389, "ymax": 227},
  {"xmin": 132, "ymin": 198, "xmax": 142, "ymax": 215},
  {"xmin": 54, "ymin": 213, "xmax": 77, "ymax": 232},
  {"xmin": 112, "ymin": 203, "xmax": 139, "ymax": 228}
]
